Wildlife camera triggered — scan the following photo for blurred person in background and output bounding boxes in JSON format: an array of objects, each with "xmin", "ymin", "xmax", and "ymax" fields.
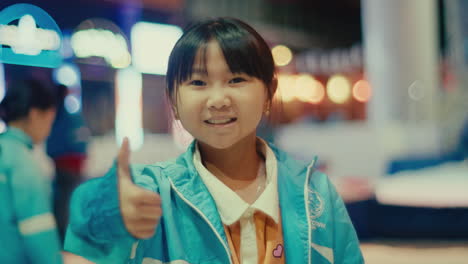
[
  {"xmin": 0, "ymin": 78, "xmax": 63, "ymax": 264},
  {"xmin": 46, "ymin": 84, "xmax": 89, "ymax": 242}
]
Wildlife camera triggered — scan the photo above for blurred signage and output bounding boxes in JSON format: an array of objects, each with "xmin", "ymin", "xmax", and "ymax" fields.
[
  {"xmin": 131, "ymin": 21, "xmax": 182, "ymax": 75},
  {"xmin": 103, "ymin": 0, "xmax": 184, "ymax": 11},
  {"xmin": 0, "ymin": 3, "xmax": 63, "ymax": 68},
  {"xmin": 71, "ymin": 18, "xmax": 131, "ymax": 69}
]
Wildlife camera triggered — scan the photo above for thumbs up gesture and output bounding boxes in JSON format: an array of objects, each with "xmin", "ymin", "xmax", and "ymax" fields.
[{"xmin": 117, "ymin": 138, "xmax": 162, "ymax": 239}]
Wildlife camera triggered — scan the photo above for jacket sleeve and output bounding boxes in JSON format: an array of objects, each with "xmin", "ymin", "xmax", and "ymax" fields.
[
  {"xmin": 64, "ymin": 164, "xmax": 136, "ymax": 264},
  {"xmin": 327, "ymin": 176, "xmax": 365, "ymax": 264},
  {"xmin": 10, "ymin": 163, "xmax": 63, "ymax": 264}
]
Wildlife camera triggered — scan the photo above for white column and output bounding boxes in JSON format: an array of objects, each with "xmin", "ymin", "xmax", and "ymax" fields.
[
  {"xmin": 362, "ymin": 0, "xmax": 440, "ymax": 124},
  {"xmin": 115, "ymin": 67, "xmax": 144, "ymax": 151}
]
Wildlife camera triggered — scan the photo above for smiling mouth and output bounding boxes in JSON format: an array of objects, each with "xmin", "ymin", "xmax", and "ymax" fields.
[{"xmin": 204, "ymin": 118, "xmax": 237, "ymax": 125}]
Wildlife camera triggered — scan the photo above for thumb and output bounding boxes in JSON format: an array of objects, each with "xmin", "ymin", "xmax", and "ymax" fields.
[{"xmin": 117, "ymin": 137, "xmax": 132, "ymax": 182}]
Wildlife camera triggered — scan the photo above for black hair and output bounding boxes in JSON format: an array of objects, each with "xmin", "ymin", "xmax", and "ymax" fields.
[
  {"xmin": 55, "ymin": 84, "xmax": 68, "ymax": 108},
  {"xmin": 166, "ymin": 17, "xmax": 277, "ymax": 106},
  {"xmin": 0, "ymin": 79, "xmax": 57, "ymax": 123}
]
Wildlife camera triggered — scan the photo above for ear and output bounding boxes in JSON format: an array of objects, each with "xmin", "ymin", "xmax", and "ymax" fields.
[
  {"xmin": 271, "ymin": 77, "xmax": 278, "ymax": 94},
  {"xmin": 263, "ymin": 95, "xmax": 272, "ymax": 116},
  {"xmin": 264, "ymin": 77, "xmax": 277, "ymax": 114},
  {"xmin": 172, "ymin": 106, "xmax": 180, "ymax": 120},
  {"xmin": 167, "ymin": 92, "xmax": 179, "ymax": 120}
]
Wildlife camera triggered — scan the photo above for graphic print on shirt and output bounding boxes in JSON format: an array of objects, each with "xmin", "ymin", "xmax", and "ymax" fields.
[
  {"xmin": 272, "ymin": 244, "xmax": 283, "ymax": 258},
  {"xmin": 308, "ymin": 188, "xmax": 326, "ymax": 229}
]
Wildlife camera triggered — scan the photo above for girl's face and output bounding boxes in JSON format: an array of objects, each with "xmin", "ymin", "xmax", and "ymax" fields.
[{"xmin": 176, "ymin": 39, "xmax": 268, "ymax": 149}]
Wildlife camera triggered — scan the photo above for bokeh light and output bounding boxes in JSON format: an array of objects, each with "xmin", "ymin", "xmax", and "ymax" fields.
[
  {"xmin": 352, "ymin": 80, "xmax": 372, "ymax": 103},
  {"xmin": 272, "ymin": 45, "xmax": 293, "ymax": 66},
  {"xmin": 327, "ymin": 74, "xmax": 351, "ymax": 104},
  {"xmin": 64, "ymin": 94, "xmax": 81, "ymax": 114},
  {"xmin": 277, "ymin": 74, "xmax": 297, "ymax": 102},
  {"xmin": 295, "ymin": 74, "xmax": 325, "ymax": 104},
  {"xmin": 54, "ymin": 63, "xmax": 80, "ymax": 87}
]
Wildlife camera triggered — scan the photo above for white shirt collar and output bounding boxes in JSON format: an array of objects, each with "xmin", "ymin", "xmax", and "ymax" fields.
[{"xmin": 193, "ymin": 138, "xmax": 279, "ymax": 226}]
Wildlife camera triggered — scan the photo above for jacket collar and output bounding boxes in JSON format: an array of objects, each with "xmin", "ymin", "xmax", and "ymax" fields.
[
  {"xmin": 1, "ymin": 127, "xmax": 34, "ymax": 149},
  {"xmin": 271, "ymin": 143, "xmax": 315, "ymax": 264},
  {"xmin": 169, "ymin": 141, "xmax": 229, "ymax": 247},
  {"xmin": 169, "ymin": 140, "xmax": 316, "ymax": 264}
]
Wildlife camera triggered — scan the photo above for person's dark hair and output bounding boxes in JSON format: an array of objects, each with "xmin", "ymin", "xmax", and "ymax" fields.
[
  {"xmin": 56, "ymin": 84, "xmax": 68, "ymax": 105},
  {"xmin": 166, "ymin": 17, "xmax": 277, "ymax": 106},
  {"xmin": 52, "ymin": 84, "xmax": 69, "ymax": 111},
  {"xmin": 0, "ymin": 79, "xmax": 57, "ymax": 123}
]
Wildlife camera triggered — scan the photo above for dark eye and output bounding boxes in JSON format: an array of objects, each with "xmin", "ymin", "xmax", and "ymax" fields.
[
  {"xmin": 190, "ymin": 80, "xmax": 206, "ymax": 86},
  {"xmin": 229, "ymin": 77, "xmax": 246, "ymax": 84}
]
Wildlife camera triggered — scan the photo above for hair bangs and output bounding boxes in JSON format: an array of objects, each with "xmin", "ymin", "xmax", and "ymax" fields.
[
  {"xmin": 166, "ymin": 17, "xmax": 277, "ymax": 105},
  {"xmin": 212, "ymin": 21, "xmax": 275, "ymax": 90},
  {"xmin": 166, "ymin": 28, "xmax": 211, "ymax": 101}
]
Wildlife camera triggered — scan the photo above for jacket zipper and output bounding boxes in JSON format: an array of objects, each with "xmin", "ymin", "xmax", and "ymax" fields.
[
  {"xmin": 168, "ymin": 178, "xmax": 233, "ymax": 264},
  {"xmin": 304, "ymin": 158, "xmax": 317, "ymax": 264}
]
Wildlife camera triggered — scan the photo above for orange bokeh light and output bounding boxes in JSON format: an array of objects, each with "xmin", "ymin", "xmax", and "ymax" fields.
[{"xmin": 352, "ymin": 80, "xmax": 372, "ymax": 103}]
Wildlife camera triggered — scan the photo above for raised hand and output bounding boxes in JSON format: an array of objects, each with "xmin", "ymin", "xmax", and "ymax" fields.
[{"xmin": 117, "ymin": 137, "xmax": 162, "ymax": 239}]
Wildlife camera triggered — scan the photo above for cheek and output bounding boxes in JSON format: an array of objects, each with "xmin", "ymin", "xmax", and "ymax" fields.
[
  {"xmin": 247, "ymin": 89, "xmax": 267, "ymax": 112},
  {"xmin": 238, "ymin": 96, "xmax": 265, "ymax": 127},
  {"xmin": 178, "ymin": 92, "xmax": 203, "ymax": 115},
  {"xmin": 176, "ymin": 104, "xmax": 200, "ymax": 131}
]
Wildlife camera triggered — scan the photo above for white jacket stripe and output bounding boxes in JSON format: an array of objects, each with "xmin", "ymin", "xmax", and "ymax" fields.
[
  {"xmin": 142, "ymin": 258, "xmax": 190, "ymax": 264},
  {"xmin": 311, "ymin": 242, "xmax": 334, "ymax": 263},
  {"xmin": 18, "ymin": 213, "xmax": 56, "ymax": 235}
]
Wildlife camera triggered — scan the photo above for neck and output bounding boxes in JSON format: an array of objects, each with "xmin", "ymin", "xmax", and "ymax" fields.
[
  {"xmin": 8, "ymin": 120, "xmax": 27, "ymax": 133},
  {"xmin": 8, "ymin": 120, "xmax": 34, "ymax": 142},
  {"xmin": 198, "ymin": 134, "xmax": 262, "ymax": 181}
]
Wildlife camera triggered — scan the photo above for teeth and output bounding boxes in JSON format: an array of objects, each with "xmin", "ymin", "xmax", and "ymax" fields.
[{"xmin": 206, "ymin": 118, "xmax": 233, "ymax": 124}]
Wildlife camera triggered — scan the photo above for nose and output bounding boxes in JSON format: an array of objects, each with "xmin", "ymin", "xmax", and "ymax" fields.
[{"xmin": 206, "ymin": 88, "xmax": 231, "ymax": 110}]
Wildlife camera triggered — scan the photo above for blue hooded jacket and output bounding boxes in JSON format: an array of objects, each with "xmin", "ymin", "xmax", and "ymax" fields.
[{"xmin": 65, "ymin": 141, "xmax": 364, "ymax": 264}]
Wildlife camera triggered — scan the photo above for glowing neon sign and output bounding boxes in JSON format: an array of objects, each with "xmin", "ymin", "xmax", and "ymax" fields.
[
  {"xmin": 71, "ymin": 19, "xmax": 131, "ymax": 69},
  {"xmin": 71, "ymin": 29, "xmax": 130, "ymax": 68},
  {"xmin": 0, "ymin": 4, "xmax": 63, "ymax": 68}
]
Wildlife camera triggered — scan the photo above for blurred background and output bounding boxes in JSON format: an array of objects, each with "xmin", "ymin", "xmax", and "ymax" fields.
[{"xmin": 0, "ymin": 0, "xmax": 467, "ymax": 263}]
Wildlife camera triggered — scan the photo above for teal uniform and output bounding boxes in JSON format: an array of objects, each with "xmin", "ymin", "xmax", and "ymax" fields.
[{"xmin": 0, "ymin": 127, "xmax": 62, "ymax": 264}]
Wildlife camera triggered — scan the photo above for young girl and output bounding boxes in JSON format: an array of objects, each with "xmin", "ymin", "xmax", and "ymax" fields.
[
  {"xmin": 0, "ymin": 79, "xmax": 62, "ymax": 264},
  {"xmin": 65, "ymin": 17, "xmax": 364, "ymax": 264}
]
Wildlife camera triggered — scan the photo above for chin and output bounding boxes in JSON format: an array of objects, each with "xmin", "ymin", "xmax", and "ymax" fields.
[
  {"xmin": 199, "ymin": 137, "xmax": 238, "ymax": 150},
  {"xmin": 206, "ymin": 141, "xmax": 236, "ymax": 150},
  {"xmin": 201, "ymin": 132, "xmax": 257, "ymax": 150}
]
